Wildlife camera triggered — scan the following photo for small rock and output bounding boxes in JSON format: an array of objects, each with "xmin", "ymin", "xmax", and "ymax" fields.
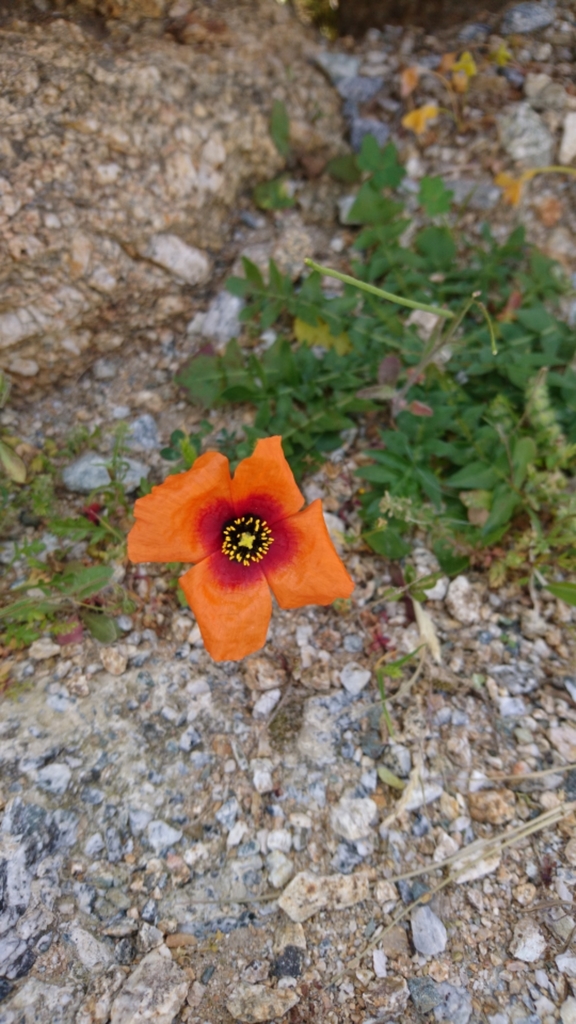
[
  {"xmin": 29, "ymin": 638, "xmax": 60, "ymax": 661},
  {"xmin": 274, "ymin": 919, "xmax": 306, "ymax": 954},
  {"xmin": 404, "ymin": 781, "xmax": 443, "ymax": 812},
  {"xmin": 268, "ymin": 829, "xmax": 292, "ymax": 853},
  {"xmin": 226, "ymin": 983, "xmax": 299, "ymax": 1022},
  {"xmin": 525, "ymin": 73, "xmax": 567, "ymax": 112},
  {"xmin": 497, "ymin": 103, "xmax": 554, "ymax": 168},
  {"xmin": 411, "ymin": 905, "xmax": 448, "ymax": 956},
  {"xmin": 141, "ymin": 233, "xmax": 211, "ymax": 285},
  {"xmin": 409, "ymin": 977, "xmax": 443, "ymax": 1014},
  {"xmin": 92, "ymin": 357, "xmax": 117, "ymax": 380},
  {"xmin": 36, "ymin": 763, "xmax": 72, "ymax": 796},
  {"xmin": 62, "ymin": 454, "xmax": 149, "ymax": 494},
  {"xmin": 560, "ymin": 997, "xmax": 576, "ymax": 1024},
  {"xmin": 278, "ymin": 870, "xmax": 370, "ymax": 923},
  {"xmin": 509, "ymin": 918, "xmax": 547, "ymax": 962},
  {"xmin": 215, "ymin": 797, "xmax": 239, "ymax": 832},
  {"xmin": 556, "ymin": 952, "xmax": 576, "ymax": 978},
  {"xmin": 339, "ymin": 662, "xmax": 371, "ymax": 696},
  {"xmin": 364, "ymin": 977, "xmax": 409, "ymax": 1014},
  {"xmin": 315, "ymin": 52, "xmax": 360, "ymax": 84},
  {"xmin": 252, "ymin": 688, "xmax": 281, "ymax": 718},
  {"xmin": 336, "ymin": 76, "xmax": 383, "ymax": 103},
  {"xmin": 350, "ymin": 118, "xmax": 389, "ymax": 153},
  {"xmin": 432, "ymin": 983, "xmax": 473, "ymax": 1024},
  {"xmin": 110, "ymin": 946, "xmax": 189, "ymax": 1024},
  {"xmin": 126, "ymin": 414, "xmax": 159, "ymax": 452},
  {"xmin": 100, "ymin": 648, "xmax": 128, "ymax": 677},
  {"xmin": 67, "ymin": 922, "xmax": 113, "ymax": 971},
  {"xmin": 330, "ymin": 797, "xmax": 377, "ymax": 841},
  {"xmin": 266, "ymin": 850, "xmax": 294, "ymax": 889},
  {"xmin": 446, "ymin": 576, "xmax": 481, "ymax": 625},
  {"xmin": 559, "ymin": 113, "xmax": 576, "ymax": 166},
  {"xmin": 200, "ymin": 292, "xmax": 244, "ymax": 348},
  {"xmin": 501, "ymin": 2, "xmax": 555, "ymax": 34},
  {"xmin": 499, "ymin": 696, "xmax": 527, "ymax": 717},
  {"xmin": 380, "ymin": 924, "xmax": 410, "ymax": 959},
  {"xmin": 468, "ymin": 789, "xmax": 516, "ymax": 825},
  {"xmin": 373, "ymin": 949, "xmax": 388, "ymax": 977},
  {"xmin": 549, "ymin": 725, "xmax": 576, "ymax": 762},
  {"xmin": 459, "ymin": 22, "xmax": 490, "ymax": 42},
  {"xmin": 251, "ymin": 759, "xmax": 274, "ymax": 794},
  {"xmin": 271, "ymin": 945, "xmax": 305, "ymax": 979},
  {"xmin": 146, "ymin": 820, "xmax": 182, "ymax": 855}
]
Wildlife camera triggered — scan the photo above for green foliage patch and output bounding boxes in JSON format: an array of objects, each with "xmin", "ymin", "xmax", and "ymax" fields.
[{"xmin": 176, "ymin": 136, "xmax": 576, "ymax": 585}]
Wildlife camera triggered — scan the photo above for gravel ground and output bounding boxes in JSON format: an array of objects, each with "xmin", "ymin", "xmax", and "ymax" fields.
[{"xmin": 2, "ymin": 2, "xmax": 576, "ymax": 1023}]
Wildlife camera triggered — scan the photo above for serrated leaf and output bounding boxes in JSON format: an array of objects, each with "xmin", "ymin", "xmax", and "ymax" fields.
[
  {"xmin": 364, "ymin": 527, "xmax": 411, "ymax": 559},
  {"xmin": 293, "ymin": 317, "xmax": 351, "ymax": 355},
  {"xmin": 418, "ymin": 176, "xmax": 453, "ymax": 217},
  {"xmin": 512, "ymin": 436, "xmax": 537, "ymax": 488},
  {"xmin": 0, "ymin": 439, "xmax": 26, "ymax": 483},
  {"xmin": 58, "ymin": 565, "xmax": 114, "ymax": 600},
  {"xmin": 175, "ymin": 354, "xmax": 223, "ymax": 408}
]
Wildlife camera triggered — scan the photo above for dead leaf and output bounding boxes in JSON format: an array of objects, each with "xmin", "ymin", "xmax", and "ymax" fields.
[
  {"xmin": 400, "ymin": 66, "xmax": 420, "ymax": 98},
  {"xmin": 294, "ymin": 317, "xmax": 351, "ymax": 355},
  {"xmin": 535, "ymin": 196, "xmax": 563, "ymax": 227},
  {"xmin": 401, "ymin": 103, "xmax": 440, "ymax": 136},
  {"xmin": 495, "ymin": 171, "xmax": 524, "ymax": 206},
  {"xmin": 439, "ymin": 52, "xmax": 456, "ymax": 74}
]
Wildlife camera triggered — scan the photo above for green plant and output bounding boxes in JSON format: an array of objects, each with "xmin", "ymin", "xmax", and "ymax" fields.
[
  {"xmin": 0, "ymin": 562, "xmax": 132, "ymax": 648},
  {"xmin": 160, "ymin": 422, "xmax": 212, "ymax": 474},
  {"xmin": 173, "ymin": 134, "xmax": 576, "ymax": 589}
]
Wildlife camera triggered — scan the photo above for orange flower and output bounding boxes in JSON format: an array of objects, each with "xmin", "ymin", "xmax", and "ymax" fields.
[
  {"xmin": 128, "ymin": 436, "xmax": 354, "ymax": 661},
  {"xmin": 401, "ymin": 104, "xmax": 440, "ymax": 136}
]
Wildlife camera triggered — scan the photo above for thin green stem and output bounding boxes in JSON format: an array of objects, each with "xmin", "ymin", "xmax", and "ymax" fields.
[{"xmin": 303, "ymin": 259, "xmax": 455, "ymax": 320}]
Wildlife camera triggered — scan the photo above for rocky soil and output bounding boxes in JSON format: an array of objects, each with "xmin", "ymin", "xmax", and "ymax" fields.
[{"xmin": 1, "ymin": 2, "xmax": 576, "ymax": 1024}]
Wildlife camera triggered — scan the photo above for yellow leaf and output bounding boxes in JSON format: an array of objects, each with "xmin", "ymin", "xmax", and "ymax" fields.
[
  {"xmin": 293, "ymin": 317, "xmax": 351, "ymax": 355},
  {"xmin": 495, "ymin": 171, "xmax": 524, "ymax": 206},
  {"xmin": 451, "ymin": 70, "xmax": 469, "ymax": 94},
  {"xmin": 400, "ymin": 65, "xmax": 420, "ymax": 98},
  {"xmin": 401, "ymin": 103, "xmax": 439, "ymax": 136},
  {"xmin": 491, "ymin": 40, "xmax": 512, "ymax": 67},
  {"xmin": 453, "ymin": 50, "xmax": 477, "ymax": 78}
]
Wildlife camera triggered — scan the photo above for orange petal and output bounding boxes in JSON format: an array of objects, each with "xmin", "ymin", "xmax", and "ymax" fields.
[
  {"xmin": 231, "ymin": 435, "xmax": 304, "ymax": 524},
  {"xmin": 264, "ymin": 500, "xmax": 354, "ymax": 609},
  {"xmin": 179, "ymin": 556, "xmax": 272, "ymax": 661},
  {"xmin": 128, "ymin": 451, "xmax": 233, "ymax": 564}
]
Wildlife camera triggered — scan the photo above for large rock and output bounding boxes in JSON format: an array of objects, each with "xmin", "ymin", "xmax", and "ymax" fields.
[{"xmin": 0, "ymin": 2, "xmax": 343, "ymax": 388}]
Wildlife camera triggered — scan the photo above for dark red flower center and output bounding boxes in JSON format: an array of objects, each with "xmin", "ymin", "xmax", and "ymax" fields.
[{"xmin": 221, "ymin": 514, "xmax": 274, "ymax": 567}]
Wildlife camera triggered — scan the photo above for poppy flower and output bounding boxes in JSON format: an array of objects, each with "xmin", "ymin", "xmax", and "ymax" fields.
[{"xmin": 127, "ymin": 436, "xmax": 354, "ymax": 661}]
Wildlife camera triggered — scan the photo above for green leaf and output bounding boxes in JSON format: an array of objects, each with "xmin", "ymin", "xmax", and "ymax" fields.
[
  {"xmin": 270, "ymin": 100, "xmax": 290, "ymax": 159},
  {"xmin": 447, "ymin": 462, "xmax": 499, "ymax": 489},
  {"xmin": 59, "ymin": 565, "xmax": 114, "ymax": 600},
  {"xmin": 175, "ymin": 354, "xmax": 223, "ymax": 408},
  {"xmin": 433, "ymin": 540, "xmax": 469, "ymax": 575},
  {"xmin": 545, "ymin": 582, "xmax": 576, "ymax": 607},
  {"xmin": 253, "ymin": 177, "xmax": 295, "ymax": 211},
  {"xmin": 348, "ymin": 182, "xmax": 403, "ymax": 226},
  {"xmin": 415, "ymin": 226, "xmax": 456, "ymax": 270},
  {"xmin": 377, "ymin": 766, "xmax": 405, "ymax": 790},
  {"xmin": 80, "ymin": 611, "xmax": 120, "ymax": 644},
  {"xmin": 364, "ymin": 527, "xmax": 411, "ymax": 559},
  {"xmin": 512, "ymin": 436, "xmax": 537, "ymax": 488},
  {"xmin": 418, "ymin": 175, "xmax": 454, "ymax": 217},
  {"xmin": 356, "ymin": 138, "xmax": 406, "ymax": 189},
  {"xmin": 326, "ymin": 154, "xmax": 361, "ymax": 183},
  {"xmin": 480, "ymin": 484, "xmax": 519, "ymax": 535},
  {"xmin": 0, "ymin": 439, "xmax": 26, "ymax": 483}
]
